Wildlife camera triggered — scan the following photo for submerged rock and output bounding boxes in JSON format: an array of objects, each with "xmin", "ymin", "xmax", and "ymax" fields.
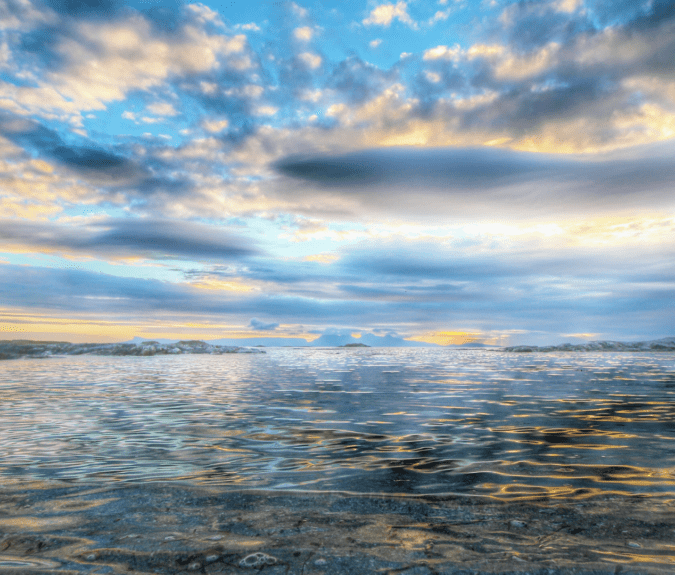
[
  {"xmin": 239, "ymin": 552, "xmax": 277, "ymax": 568},
  {"xmin": 0, "ymin": 339, "xmax": 265, "ymax": 360}
]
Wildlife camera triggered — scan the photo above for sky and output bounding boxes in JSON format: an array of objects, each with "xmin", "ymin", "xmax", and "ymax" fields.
[{"xmin": 1, "ymin": 0, "xmax": 674, "ymax": 346}]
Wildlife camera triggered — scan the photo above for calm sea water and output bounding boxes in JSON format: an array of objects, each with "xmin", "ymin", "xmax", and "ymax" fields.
[{"xmin": 2, "ymin": 347, "xmax": 675, "ymax": 499}]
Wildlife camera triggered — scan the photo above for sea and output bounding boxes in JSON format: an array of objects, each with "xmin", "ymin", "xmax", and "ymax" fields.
[
  {"xmin": 2, "ymin": 347, "xmax": 675, "ymax": 573},
  {"xmin": 2, "ymin": 346, "xmax": 674, "ymax": 496}
]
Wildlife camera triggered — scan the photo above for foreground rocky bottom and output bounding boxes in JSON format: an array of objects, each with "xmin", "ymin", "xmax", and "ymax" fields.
[{"xmin": 1, "ymin": 482, "xmax": 674, "ymax": 574}]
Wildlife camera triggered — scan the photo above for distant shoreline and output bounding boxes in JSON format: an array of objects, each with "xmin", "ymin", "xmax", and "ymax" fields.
[
  {"xmin": 0, "ymin": 339, "xmax": 264, "ymax": 360},
  {"xmin": 503, "ymin": 336, "xmax": 675, "ymax": 352}
]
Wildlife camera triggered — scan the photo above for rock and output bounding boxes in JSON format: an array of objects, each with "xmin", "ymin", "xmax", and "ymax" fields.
[
  {"xmin": 0, "ymin": 339, "xmax": 265, "ymax": 360},
  {"xmin": 239, "ymin": 552, "xmax": 278, "ymax": 568},
  {"xmin": 503, "ymin": 336, "xmax": 675, "ymax": 353}
]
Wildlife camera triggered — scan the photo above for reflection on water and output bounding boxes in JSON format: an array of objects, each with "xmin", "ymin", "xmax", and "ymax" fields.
[{"xmin": 1, "ymin": 348, "xmax": 675, "ymax": 499}]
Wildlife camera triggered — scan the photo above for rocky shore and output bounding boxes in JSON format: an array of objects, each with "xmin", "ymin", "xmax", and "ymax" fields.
[
  {"xmin": 0, "ymin": 339, "xmax": 264, "ymax": 360},
  {"xmin": 503, "ymin": 337, "xmax": 675, "ymax": 353}
]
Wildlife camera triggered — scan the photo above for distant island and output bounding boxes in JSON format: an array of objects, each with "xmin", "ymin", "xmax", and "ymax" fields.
[
  {"xmin": 339, "ymin": 343, "xmax": 370, "ymax": 348},
  {"xmin": 503, "ymin": 337, "xmax": 675, "ymax": 352},
  {"xmin": 0, "ymin": 340, "xmax": 264, "ymax": 360}
]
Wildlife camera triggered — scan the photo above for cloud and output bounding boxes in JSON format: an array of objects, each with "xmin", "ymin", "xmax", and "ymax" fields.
[
  {"xmin": 249, "ymin": 317, "xmax": 280, "ymax": 330},
  {"xmin": 41, "ymin": 0, "xmax": 126, "ymax": 19},
  {"xmin": 362, "ymin": 1, "xmax": 417, "ymax": 29},
  {"xmin": 293, "ymin": 26, "xmax": 313, "ymax": 41},
  {"xmin": 0, "ymin": 113, "xmax": 142, "ymax": 180},
  {"xmin": 428, "ymin": 9, "xmax": 451, "ymax": 25},
  {"xmin": 1, "ymin": 0, "xmax": 674, "ymax": 347},
  {"xmin": 201, "ymin": 118, "xmax": 230, "ymax": 133},
  {"xmin": 273, "ymin": 144, "xmax": 675, "ymax": 220},
  {"xmin": 0, "ymin": 262, "xmax": 383, "ymax": 323},
  {"xmin": 1, "ymin": 222, "xmax": 673, "ymax": 341},
  {"xmin": 145, "ymin": 102, "xmax": 179, "ymax": 117},
  {"xmin": 327, "ymin": 56, "xmax": 397, "ymax": 104},
  {"xmin": 2, "ymin": 4, "xmax": 254, "ymax": 123},
  {"xmin": 297, "ymin": 52, "xmax": 322, "ymax": 69},
  {"xmin": 0, "ymin": 218, "xmax": 261, "ymax": 261}
]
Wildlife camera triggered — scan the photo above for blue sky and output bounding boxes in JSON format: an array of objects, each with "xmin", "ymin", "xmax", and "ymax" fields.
[{"xmin": 1, "ymin": 0, "xmax": 674, "ymax": 345}]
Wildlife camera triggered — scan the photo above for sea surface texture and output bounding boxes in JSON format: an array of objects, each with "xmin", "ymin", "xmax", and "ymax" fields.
[{"xmin": 2, "ymin": 347, "xmax": 674, "ymax": 498}]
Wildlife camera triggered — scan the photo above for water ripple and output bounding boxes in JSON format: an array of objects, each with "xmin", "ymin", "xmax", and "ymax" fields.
[{"xmin": 1, "ymin": 348, "xmax": 674, "ymax": 498}]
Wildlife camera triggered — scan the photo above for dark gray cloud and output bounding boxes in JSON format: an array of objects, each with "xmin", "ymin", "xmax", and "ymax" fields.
[
  {"xmin": 327, "ymin": 56, "xmax": 398, "ymax": 104},
  {"xmin": 41, "ymin": 0, "xmax": 122, "ymax": 18},
  {"xmin": 497, "ymin": 1, "xmax": 592, "ymax": 50},
  {"xmin": 38, "ymin": 0, "xmax": 184, "ymax": 28},
  {"xmin": 464, "ymin": 80, "xmax": 611, "ymax": 132},
  {"xmin": 276, "ymin": 147, "xmax": 551, "ymax": 188},
  {"xmin": 19, "ymin": 25, "xmax": 65, "ymax": 69},
  {"xmin": 586, "ymin": 0, "xmax": 664, "ymax": 27},
  {"xmin": 0, "ymin": 219, "xmax": 260, "ymax": 261},
  {"xmin": 273, "ymin": 144, "xmax": 675, "ymax": 218},
  {"xmin": 0, "ymin": 114, "xmax": 142, "ymax": 180}
]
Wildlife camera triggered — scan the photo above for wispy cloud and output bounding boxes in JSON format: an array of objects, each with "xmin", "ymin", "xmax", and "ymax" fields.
[{"xmin": 0, "ymin": 218, "xmax": 260, "ymax": 261}]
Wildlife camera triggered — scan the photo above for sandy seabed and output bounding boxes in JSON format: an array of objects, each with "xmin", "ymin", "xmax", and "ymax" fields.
[{"xmin": 1, "ymin": 482, "xmax": 675, "ymax": 575}]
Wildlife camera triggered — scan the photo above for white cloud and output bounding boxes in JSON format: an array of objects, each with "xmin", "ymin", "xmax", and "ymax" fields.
[
  {"xmin": 494, "ymin": 42, "xmax": 559, "ymax": 80},
  {"xmin": 554, "ymin": 0, "xmax": 582, "ymax": 13},
  {"xmin": 466, "ymin": 43, "xmax": 505, "ymax": 59},
  {"xmin": 298, "ymin": 52, "xmax": 322, "ymax": 69},
  {"xmin": 363, "ymin": 2, "xmax": 418, "ymax": 29},
  {"xmin": 291, "ymin": 2, "xmax": 308, "ymax": 18},
  {"xmin": 185, "ymin": 3, "xmax": 225, "ymax": 26},
  {"xmin": 0, "ymin": 0, "xmax": 52, "ymax": 32},
  {"xmin": 238, "ymin": 22, "xmax": 261, "ymax": 31},
  {"xmin": 423, "ymin": 44, "xmax": 462, "ymax": 61},
  {"xmin": 0, "ymin": 40, "xmax": 11, "ymax": 69},
  {"xmin": 299, "ymin": 89, "xmax": 323, "ymax": 102},
  {"xmin": 293, "ymin": 26, "xmax": 313, "ymax": 41},
  {"xmin": 326, "ymin": 103, "xmax": 346, "ymax": 117},
  {"xmin": 369, "ymin": 39, "xmax": 383, "ymax": 48},
  {"xmin": 428, "ymin": 9, "xmax": 451, "ymax": 24},
  {"xmin": 253, "ymin": 105, "xmax": 279, "ymax": 116},
  {"xmin": 202, "ymin": 118, "xmax": 230, "ymax": 133},
  {"xmin": 146, "ymin": 102, "xmax": 179, "ymax": 117}
]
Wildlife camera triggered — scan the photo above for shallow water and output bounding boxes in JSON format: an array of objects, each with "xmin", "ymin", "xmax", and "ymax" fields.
[{"xmin": 2, "ymin": 347, "xmax": 675, "ymax": 500}]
